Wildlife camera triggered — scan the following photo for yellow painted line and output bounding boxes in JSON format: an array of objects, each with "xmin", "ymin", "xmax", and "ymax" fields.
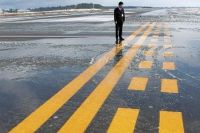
[
  {"xmin": 58, "ymin": 23, "xmax": 156, "ymax": 133},
  {"xmin": 128, "ymin": 77, "xmax": 148, "ymax": 91},
  {"xmin": 144, "ymin": 50, "xmax": 154, "ymax": 56},
  {"xmin": 9, "ymin": 23, "xmax": 151, "ymax": 133},
  {"xmin": 164, "ymin": 52, "xmax": 173, "ymax": 57},
  {"xmin": 159, "ymin": 111, "xmax": 184, "ymax": 133},
  {"xmin": 139, "ymin": 61, "xmax": 153, "ymax": 69},
  {"xmin": 164, "ymin": 44, "xmax": 172, "ymax": 49},
  {"xmin": 161, "ymin": 79, "xmax": 178, "ymax": 93},
  {"xmin": 107, "ymin": 108, "xmax": 139, "ymax": 133},
  {"xmin": 123, "ymin": 23, "xmax": 150, "ymax": 45},
  {"xmin": 163, "ymin": 62, "xmax": 176, "ymax": 70}
]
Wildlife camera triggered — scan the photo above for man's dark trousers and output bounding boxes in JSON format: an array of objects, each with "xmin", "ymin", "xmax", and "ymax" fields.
[{"xmin": 115, "ymin": 22, "xmax": 123, "ymax": 42}]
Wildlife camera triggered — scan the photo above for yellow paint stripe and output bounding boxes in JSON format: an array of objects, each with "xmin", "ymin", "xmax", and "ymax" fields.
[
  {"xmin": 163, "ymin": 62, "xmax": 176, "ymax": 70},
  {"xmin": 161, "ymin": 79, "xmax": 178, "ymax": 93},
  {"xmin": 128, "ymin": 77, "xmax": 148, "ymax": 91},
  {"xmin": 159, "ymin": 111, "xmax": 184, "ymax": 133},
  {"xmin": 144, "ymin": 50, "xmax": 154, "ymax": 56},
  {"xmin": 123, "ymin": 23, "xmax": 150, "ymax": 44},
  {"xmin": 107, "ymin": 108, "xmax": 139, "ymax": 133},
  {"xmin": 58, "ymin": 23, "xmax": 156, "ymax": 133},
  {"xmin": 139, "ymin": 61, "xmax": 153, "ymax": 69},
  {"xmin": 9, "ymin": 23, "xmax": 151, "ymax": 133},
  {"xmin": 164, "ymin": 52, "xmax": 173, "ymax": 57}
]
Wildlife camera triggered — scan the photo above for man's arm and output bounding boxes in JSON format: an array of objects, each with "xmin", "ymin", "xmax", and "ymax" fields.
[
  {"xmin": 123, "ymin": 9, "xmax": 125, "ymax": 22},
  {"xmin": 114, "ymin": 8, "xmax": 117, "ymax": 23}
]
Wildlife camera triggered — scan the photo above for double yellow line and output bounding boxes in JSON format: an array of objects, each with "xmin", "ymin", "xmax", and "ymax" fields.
[
  {"xmin": 10, "ymin": 23, "xmax": 151, "ymax": 133},
  {"xmin": 58, "ymin": 23, "xmax": 155, "ymax": 133}
]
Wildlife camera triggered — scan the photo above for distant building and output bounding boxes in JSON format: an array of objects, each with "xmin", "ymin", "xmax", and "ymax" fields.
[{"xmin": 18, "ymin": 9, "xmax": 30, "ymax": 13}]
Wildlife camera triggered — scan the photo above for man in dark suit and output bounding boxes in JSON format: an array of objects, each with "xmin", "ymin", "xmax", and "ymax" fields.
[{"xmin": 114, "ymin": 1, "xmax": 125, "ymax": 44}]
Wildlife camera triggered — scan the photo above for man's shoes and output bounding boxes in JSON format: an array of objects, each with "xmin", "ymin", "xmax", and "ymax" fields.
[
  {"xmin": 120, "ymin": 38, "xmax": 125, "ymax": 41},
  {"xmin": 115, "ymin": 40, "xmax": 119, "ymax": 44}
]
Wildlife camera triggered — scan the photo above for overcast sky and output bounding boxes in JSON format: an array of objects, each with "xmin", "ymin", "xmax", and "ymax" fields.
[{"xmin": 1, "ymin": 0, "xmax": 200, "ymax": 9}]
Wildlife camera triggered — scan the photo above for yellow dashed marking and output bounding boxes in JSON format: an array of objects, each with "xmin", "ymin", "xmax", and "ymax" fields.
[
  {"xmin": 164, "ymin": 52, "xmax": 173, "ymax": 57},
  {"xmin": 161, "ymin": 79, "xmax": 178, "ymax": 93},
  {"xmin": 163, "ymin": 62, "xmax": 176, "ymax": 70},
  {"xmin": 144, "ymin": 50, "xmax": 154, "ymax": 56},
  {"xmin": 139, "ymin": 61, "xmax": 153, "ymax": 69},
  {"xmin": 128, "ymin": 77, "xmax": 148, "ymax": 91},
  {"xmin": 107, "ymin": 108, "xmax": 139, "ymax": 133},
  {"xmin": 159, "ymin": 111, "xmax": 184, "ymax": 133}
]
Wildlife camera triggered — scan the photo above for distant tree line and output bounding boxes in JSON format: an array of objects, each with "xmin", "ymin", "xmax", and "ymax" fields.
[
  {"xmin": 29, "ymin": 3, "xmax": 104, "ymax": 12},
  {"xmin": 2, "ymin": 9, "xmax": 18, "ymax": 13}
]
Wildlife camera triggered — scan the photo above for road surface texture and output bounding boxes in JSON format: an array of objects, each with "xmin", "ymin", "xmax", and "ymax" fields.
[{"xmin": 0, "ymin": 8, "xmax": 200, "ymax": 133}]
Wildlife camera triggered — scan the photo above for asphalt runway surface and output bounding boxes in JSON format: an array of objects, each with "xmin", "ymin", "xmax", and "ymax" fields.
[{"xmin": 0, "ymin": 8, "xmax": 200, "ymax": 133}]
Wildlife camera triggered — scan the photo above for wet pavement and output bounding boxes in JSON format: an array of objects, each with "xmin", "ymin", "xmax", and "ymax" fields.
[{"xmin": 0, "ymin": 8, "xmax": 200, "ymax": 133}]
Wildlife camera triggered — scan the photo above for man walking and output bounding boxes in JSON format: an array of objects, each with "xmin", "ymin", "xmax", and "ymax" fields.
[{"xmin": 114, "ymin": 1, "xmax": 125, "ymax": 44}]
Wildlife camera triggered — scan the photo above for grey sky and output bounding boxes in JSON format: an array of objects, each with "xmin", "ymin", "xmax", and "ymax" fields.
[{"xmin": 1, "ymin": 0, "xmax": 200, "ymax": 9}]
